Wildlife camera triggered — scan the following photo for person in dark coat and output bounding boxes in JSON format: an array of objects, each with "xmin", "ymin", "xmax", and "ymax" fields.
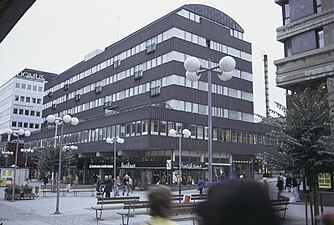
[
  {"xmin": 104, "ymin": 175, "xmax": 113, "ymax": 197},
  {"xmin": 43, "ymin": 174, "xmax": 49, "ymax": 185}
]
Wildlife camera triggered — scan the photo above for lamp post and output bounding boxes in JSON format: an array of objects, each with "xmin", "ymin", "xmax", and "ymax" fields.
[
  {"xmin": 46, "ymin": 114, "xmax": 79, "ymax": 214},
  {"xmin": 62, "ymin": 145, "xmax": 78, "ymax": 185},
  {"xmin": 6, "ymin": 128, "xmax": 31, "ymax": 201},
  {"xmin": 106, "ymin": 137, "xmax": 124, "ymax": 190},
  {"xmin": 169, "ymin": 128, "xmax": 191, "ymax": 203},
  {"xmin": 184, "ymin": 56, "xmax": 236, "ymax": 186},
  {"xmin": 1, "ymin": 150, "xmax": 14, "ymax": 167},
  {"xmin": 20, "ymin": 148, "xmax": 34, "ymax": 185}
]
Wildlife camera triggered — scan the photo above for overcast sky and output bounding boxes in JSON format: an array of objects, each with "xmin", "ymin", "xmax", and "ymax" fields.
[{"xmin": 0, "ymin": 0, "xmax": 286, "ymax": 119}]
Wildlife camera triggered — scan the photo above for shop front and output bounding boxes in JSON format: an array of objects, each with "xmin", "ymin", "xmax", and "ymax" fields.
[{"xmin": 172, "ymin": 161, "xmax": 206, "ymax": 186}]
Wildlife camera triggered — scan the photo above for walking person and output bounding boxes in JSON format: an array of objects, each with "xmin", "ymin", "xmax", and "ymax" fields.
[
  {"xmin": 114, "ymin": 176, "xmax": 121, "ymax": 196},
  {"xmin": 276, "ymin": 176, "xmax": 287, "ymax": 200},
  {"xmin": 128, "ymin": 176, "xmax": 133, "ymax": 194},
  {"xmin": 95, "ymin": 175, "xmax": 102, "ymax": 197},
  {"xmin": 292, "ymin": 175, "xmax": 300, "ymax": 202},
  {"xmin": 122, "ymin": 174, "xmax": 130, "ymax": 196},
  {"xmin": 104, "ymin": 175, "xmax": 112, "ymax": 197},
  {"xmin": 285, "ymin": 175, "xmax": 292, "ymax": 192},
  {"xmin": 197, "ymin": 177, "xmax": 205, "ymax": 195}
]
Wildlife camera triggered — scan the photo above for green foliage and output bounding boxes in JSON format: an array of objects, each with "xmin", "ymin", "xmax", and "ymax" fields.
[
  {"xmin": 260, "ymin": 86, "xmax": 334, "ymax": 177},
  {"xmin": 4, "ymin": 185, "xmax": 22, "ymax": 194},
  {"xmin": 35, "ymin": 146, "xmax": 74, "ymax": 175}
]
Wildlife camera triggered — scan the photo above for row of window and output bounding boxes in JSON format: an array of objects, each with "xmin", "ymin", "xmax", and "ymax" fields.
[
  {"xmin": 283, "ymin": 0, "xmax": 322, "ymax": 25},
  {"xmin": 44, "ymin": 51, "xmax": 252, "ymax": 110},
  {"xmin": 14, "ymin": 95, "xmax": 42, "ymax": 104},
  {"xmin": 45, "ymin": 26, "xmax": 251, "ymax": 95},
  {"xmin": 13, "ymin": 108, "xmax": 41, "ymax": 117},
  {"xmin": 15, "ymin": 83, "xmax": 43, "ymax": 92},
  {"xmin": 29, "ymin": 119, "xmax": 263, "ymax": 148},
  {"xmin": 177, "ymin": 9, "xmax": 244, "ymax": 40},
  {"xmin": 11, "ymin": 121, "xmax": 40, "ymax": 129}
]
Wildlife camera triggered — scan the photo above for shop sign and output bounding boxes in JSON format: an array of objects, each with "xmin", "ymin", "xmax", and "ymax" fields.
[
  {"xmin": 181, "ymin": 163, "xmax": 203, "ymax": 170},
  {"xmin": 121, "ymin": 162, "xmax": 136, "ymax": 168},
  {"xmin": 16, "ymin": 71, "xmax": 45, "ymax": 81},
  {"xmin": 318, "ymin": 173, "xmax": 332, "ymax": 189},
  {"xmin": 166, "ymin": 160, "xmax": 172, "ymax": 170},
  {"xmin": 89, "ymin": 164, "xmax": 113, "ymax": 169}
]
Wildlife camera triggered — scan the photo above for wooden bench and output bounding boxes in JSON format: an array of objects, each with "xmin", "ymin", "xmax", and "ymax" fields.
[
  {"xmin": 117, "ymin": 201, "xmax": 198, "ymax": 225},
  {"xmin": 270, "ymin": 198, "xmax": 289, "ymax": 219},
  {"xmin": 91, "ymin": 196, "xmax": 140, "ymax": 220},
  {"xmin": 190, "ymin": 194, "xmax": 208, "ymax": 202},
  {"xmin": 71, "ymin": 185, "xmax": 95, "ymax": 196},
  {"xmin": 40, "ymin": 184, "xmax": 67, "ymax": 197}
]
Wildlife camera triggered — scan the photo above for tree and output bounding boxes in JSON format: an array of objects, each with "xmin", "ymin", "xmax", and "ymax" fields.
[
  {"xmin": 35, "ymin": 146, "xmax": 74, "ymax": 179},
  {"xmin": 260, "ymin": 86, "xmax": 334, "ymax": 220}
]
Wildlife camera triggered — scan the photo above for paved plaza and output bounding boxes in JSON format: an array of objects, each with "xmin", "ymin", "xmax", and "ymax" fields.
[{"xmin": 0, "ymin": 179, "xmax": 333, "ymax": 225}]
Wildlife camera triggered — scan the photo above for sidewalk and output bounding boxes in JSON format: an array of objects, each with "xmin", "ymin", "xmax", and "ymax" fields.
[{"xmin": 0, "ymin": 179, "xmax": 333, "ymax": 225}]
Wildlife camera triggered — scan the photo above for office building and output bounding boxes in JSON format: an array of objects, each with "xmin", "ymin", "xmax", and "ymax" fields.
[{"xmin": 26, "ymin": 4, "xmax": 272, "ymax": 185}]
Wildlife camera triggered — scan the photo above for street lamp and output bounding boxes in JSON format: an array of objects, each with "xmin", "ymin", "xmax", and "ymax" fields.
[
  {"xmin": 20, "ymin": 148, "xmax": 34, "ymax": 185},
  {"xmin": 46, "ymin": 114, "xmax": 79, "ymax": 214},
  {"xmin": 62, "ymin": 145, "xmax": 78, "ymax": 185},
  {"xmin": 169, "ymin": 128, "xmax": 191, "ymax": 203},
  {"xmin": 1, "ymin": 150, "xmax": 14, "ymax": 167},
  {"xmin": 6, "ymin": 128, "xmax": 31, "ymax": 201},
  {"xmin": 184, "ymin": 56, "xmax": 236, "ymax": 186},
  {"xmin": 106, "ymin": 136, "xmax": 124, "ymax": 193}
]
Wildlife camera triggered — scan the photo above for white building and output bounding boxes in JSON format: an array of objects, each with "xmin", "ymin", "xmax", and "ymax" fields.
[{"xmin": 0, "ymin": 69, "xmax": 57, "ymax": 136}]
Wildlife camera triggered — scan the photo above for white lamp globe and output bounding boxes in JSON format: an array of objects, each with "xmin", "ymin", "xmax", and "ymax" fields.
[
  {"xmin": 218, "ymin": 71, "xmax": 233, "ymax": 81},
  {"xmin": 71, "ymin": 117, "xmax": 79, "ymax": 126},
  {"xmin": 24, "ymin": 130, "xmax": 31, "ymax": 137},
  {"xmin": 169, "ymin": 129, "xmax": 177, "ymax": 136},
  {"xmin": 117, "ymin": 138, "xmax": 124, "ymax": 144},
  {"xmin": 182, "ymin": 129, "xmax": 191, "ymax": 138},
  {"xmin": 46, "ymin": 115, "xmax": 56, "ymax": 123},
  {"xmin": 18, "ymin": 129, "xmax": 25, "ymax": 136},
  {"xmin": 219, "ymin": 56, "xmax": 236, "ymax": 72},
  {"xmin": 30, "ymin": 149, "xmax": 35, "ymax": 153},
  {"xmin": 20, "ymin": 149, "xmax": 24, "ymax": 152},
  {"xmin": 63, "ymin": 115, "xmax": 72, "ymax": 123},
  {"xmin": 106, "ymin": 137, "xmax": 112, "ymax": 143},
  {"xmin": 186, "ymin": 71, "xmax": 201, "ymax": 82},
  {"xmin": 6, "ymin": 129, "xmax": 13, "ymax": 135},
  {"xmin": 184, "ymin": 57, "xmax": 201, "ymax": 72}
]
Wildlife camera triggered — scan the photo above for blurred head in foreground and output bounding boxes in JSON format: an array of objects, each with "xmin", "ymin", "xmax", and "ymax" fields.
[
  {"xmin": 148, "ymin": 185, "xmax": 172, "ymax": 218},
  {"xmin": 197, "ymin": 180, "xmax": 280, "ymax": 225}
]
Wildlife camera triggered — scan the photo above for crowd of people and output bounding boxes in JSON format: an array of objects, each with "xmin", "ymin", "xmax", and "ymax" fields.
[
  {"xmin": 276, "ymin": 174, "xmax": 301, "ymax": 201},
  {"xmin": 95, "ymin": 174, "xmax": 134, "ymax": 197}
]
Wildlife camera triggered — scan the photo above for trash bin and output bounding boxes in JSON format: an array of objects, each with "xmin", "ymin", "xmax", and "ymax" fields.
[
  {"xmin": 184, "ymin": 194, "xmax": 191, "ymax": 204},
  {"xmin": 35, "ymin": 186, "xmax": 39, "ymax": 196}
]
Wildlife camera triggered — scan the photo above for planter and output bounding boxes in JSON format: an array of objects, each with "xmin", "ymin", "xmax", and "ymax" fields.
[
  {"xmin": 4, "ymin": 193, "xmax": 21, "ymax": 200},
  {"xmin": 21, "ymin": 193, "xmax": 35, "ymax": 200}
]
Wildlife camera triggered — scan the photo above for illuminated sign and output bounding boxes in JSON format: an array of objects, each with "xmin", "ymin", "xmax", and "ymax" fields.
[
  {"xmin": 318, "ymin": 173, "xmax": 332, "ymax": 189},
  {"xmin": 16, "ymin": 71, "xmax": 45, "ymax": 81},
  {"xmin": 166, "ymin": 160, "xmax": 172, "ymax": 170},
  {"xmin": 88, "ymin": 164, "xmax": 113, "ymax": 169},
  {"xmin": 121, "ymin": 162, "xmax": 136, "ymax": 168},
  {"xmin": 181, "ymin": 163, "xmax": 203, "ymax": 170}
]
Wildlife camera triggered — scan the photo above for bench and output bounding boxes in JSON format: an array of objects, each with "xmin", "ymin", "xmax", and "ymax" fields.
[
  {"xmin": 71, "ymin": 185, "xmax": 95, "ymax": 196},
  {"xmin": 271, "ymin": 198, "xmax": 289, "ymax": 219},
  {"xmin": 117, "ymin": 201, "xmax": 198, "ymax": 225},
  {"xmin": 190, "ymin": 194, "xmax": 208, "ymax": 202},
  {"xmin": 40, "ymin": 184, "xmax": 67, "ymax": 197},
  {"xmin": 91, "ymin": 196, "xmax": 140, "ymax": 220}
]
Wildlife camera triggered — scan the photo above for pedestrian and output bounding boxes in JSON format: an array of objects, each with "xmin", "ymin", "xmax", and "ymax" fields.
[
  {"xmin": 95, "ymin": 175, "xmax": 102, "ymax": 197},
  {"xmin": 74, "ymin": 175, "xmax": 79, "ymax": 185},
  {"xmin": 197, "ymin": 177, "xmax": 205, "ymax": 195},
  {"xmin": 128, "ymin": 176, "xmax": 133, "ymax": 194},
  {"xmin": 262, "ymin": 177, "xmax": 270, "ymax": 199},
  {"xmin": 292, "ymin": 175, "xmax": 300, "ymax": 202},
  {"xmin": 104, "ymin": 175, "xmax": 112, "ymax": 197},
  {"xmin": 276, "ymin": 176, "xmax": 286, "ymax": 200},
  {"xmin": 43, "ymin": 174, "xmax": 48, "ymax": 185},
  {"xmin": 122, "ymin": 174, "xmax": 130, "ymax": 196},
  {"xmin": 285, "ymin": 175, "xmax": 292, "ymax": 192},
  {"xmin": 196, "ymin": 180, "xmax": 280, "ymax": 225},
  {"xmin": 114, "ymin": 176, "xmax": 120, "ymax": 196},
  {"xmin": 141, "ymin": 185, "xmax": 177, "ymax": 225}
]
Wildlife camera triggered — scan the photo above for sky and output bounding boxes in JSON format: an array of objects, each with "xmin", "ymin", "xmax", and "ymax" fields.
[{"xmin": 0, "ymin": 0, "xmax": 286, "ymax": 119}]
